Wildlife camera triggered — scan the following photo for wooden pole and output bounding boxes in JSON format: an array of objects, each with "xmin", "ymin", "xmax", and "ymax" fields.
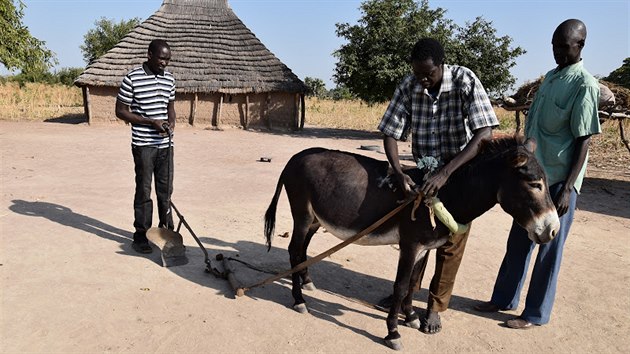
[
  {"xmin": 264, "ymin": 93, "xmax": 271, "ymax": 129},
  {"xmin": 244, "ymin": 94, "xmax": 249, "ymax": 129},
  {"xmin": 619, "ymin": 119, "xmax": 630, "ymax": 154},
  {"xmin": 300, "ymin": 93, "xmax": 305, "ymax": 130},
  {"xmin": 190, "ymin": 93, "xmax": 197, "ymax": 126},
  {"xmin": 217, "ymin": 93, "xmax": 224, "ymax": 128},
  {"xmin": 293, "ymin": 93, "xmax": 299, "ymax": 130},
  {"xmin": 82, "ymin": 86, "xmax": 92, "ymax": 125}
]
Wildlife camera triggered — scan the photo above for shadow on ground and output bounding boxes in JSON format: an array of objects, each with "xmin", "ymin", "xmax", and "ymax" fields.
[
  {"xmin": 248, "ymin": 125, "xmax": 383, "ymax": 141},
  {"xmin": 44, "ymin": 113, "xmax": 87, "ymax": 124},
  {"xmin": 578, "ymin": 177, "xmax": 630, "ymax": 219},
  {"xmin": 8, "ymin": 199, "xmax": 520, "ymax": 345}
]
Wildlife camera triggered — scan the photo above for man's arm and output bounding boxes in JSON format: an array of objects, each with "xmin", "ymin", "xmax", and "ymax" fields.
[
  {"xmin": 166, "ymin": 100, "xmax": 175, "ymax": 133},
  {"xmin": 421, "ymin": 126, "xmax": 492, "ymax": 197},
  {"xmin": 383, "ymin": 135, "xmax": 415, "ymax": 197},
  {"xmin": 555, "ymin": 135, "xmax": 591, "ymax": 216},
  {"xmin": 115, "ymin": 100, "xmax": 165, "ymax": 132}
]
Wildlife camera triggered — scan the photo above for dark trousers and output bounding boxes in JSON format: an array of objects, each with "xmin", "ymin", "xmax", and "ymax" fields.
[
  {"xmin": 131, "ymin": 145, "xmax": 174, "ymax": 242},
  {"xmin": 415, "ymin": 226, "xmax": 471, "ymax": 312},
  {"xmin": 489, "ymin": 182, "xmax": 576, "ymax": 325}
]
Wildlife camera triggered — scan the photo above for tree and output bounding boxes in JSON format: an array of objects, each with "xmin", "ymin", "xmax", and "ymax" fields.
[
  {"xmin": 334, "ymin": 0, "xmax": 524, "ymax": 103},
  {"xmin": 328, "ymin": 84, "xmax": 355, "ymax": 101},
  {"xmin": 0, "ymin": 0, "xmax": 57, "ymax": 73},
  {"xmin": 603, "ymin": 57, "xmax": 630, "ymax": 89},
  {"xmin": 304, "ymin": 77, "xmax": 327, "ymax": 98},
  {"xmin": 449, "ymin": 17, "xmax": 524, "ymax": 95},
  {"xmin": 80, "ymin": 17, "xmax": 140, "ymax": 64},
  {"xmin": 56, "ymin": 67, "xmax": 85, "ymax": 86}
]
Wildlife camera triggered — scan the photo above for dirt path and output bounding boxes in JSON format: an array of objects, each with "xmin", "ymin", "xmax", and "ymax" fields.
[{"xmin": 1, "ymin": 121, "xmax": 628, "ymax": 353}]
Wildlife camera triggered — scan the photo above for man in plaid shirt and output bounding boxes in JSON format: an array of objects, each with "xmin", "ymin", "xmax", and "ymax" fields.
[{"xmin": 378, "ymin": 38, "xmax": 498, "ymax": 334}]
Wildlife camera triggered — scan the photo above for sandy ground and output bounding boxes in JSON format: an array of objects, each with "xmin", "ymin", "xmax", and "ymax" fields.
[{"xmin": 1, "ymin": 120, "xmax": 629, "ymax": 353}]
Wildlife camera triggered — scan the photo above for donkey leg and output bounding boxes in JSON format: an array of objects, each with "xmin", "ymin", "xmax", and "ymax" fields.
[
  {"xmin": 300, "ymin": 220, "xmax": 320, "ymax": 291},
  {"xmin": 402, "ymin": 250, "xmax": 428, "ymax": 330},
  {"xmin": 288, "ymin": 214, "xmax": 316, "ymax": 314},
  {"xmin": 384, "ymin": 247, "xmax": 418, "ymax": 351}
]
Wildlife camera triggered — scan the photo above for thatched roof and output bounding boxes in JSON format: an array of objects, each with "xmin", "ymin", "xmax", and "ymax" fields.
[{"xmin": 75, "ymin": 0, "xmax": 307, "ymax": 94}]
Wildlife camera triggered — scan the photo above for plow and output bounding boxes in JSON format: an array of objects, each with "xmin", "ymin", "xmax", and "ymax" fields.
[{"xmin": 146, "ymin": 190, "xmax": 422, "ymax": 299}]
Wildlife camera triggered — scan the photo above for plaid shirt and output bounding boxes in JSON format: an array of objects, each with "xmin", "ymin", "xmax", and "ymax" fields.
[{"xmin": 378, "ymin": 64, "xmax": 498, "ymax": 163}]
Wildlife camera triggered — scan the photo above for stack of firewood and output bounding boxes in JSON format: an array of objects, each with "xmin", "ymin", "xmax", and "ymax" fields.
[{"xmin": 500, "ymin": 77, "xmax": 629, "ymax": 116}]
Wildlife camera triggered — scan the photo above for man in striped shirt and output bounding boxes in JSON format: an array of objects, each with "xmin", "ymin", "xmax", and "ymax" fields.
[
  {"xmin": 115, "ymin": 39, "xmax": 176, "ymax": 254},
  {"xmin": 378, "ymin": 38, "xmax": 498, "ymax": 334}
]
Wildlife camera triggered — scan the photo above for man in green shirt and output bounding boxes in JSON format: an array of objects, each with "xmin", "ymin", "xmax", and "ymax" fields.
[{"xmin": 474, "ymin": 19, "xmax": 601, "ymax": 329}]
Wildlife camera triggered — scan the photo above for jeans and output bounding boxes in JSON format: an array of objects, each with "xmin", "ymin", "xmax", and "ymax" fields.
[
  {"xmin": 131, "ymin": 145, "xmax": 174, "ymax": 242},
  {"xmin": 489, "ymin": 182, "xmax": 577, "ymax": 325}
]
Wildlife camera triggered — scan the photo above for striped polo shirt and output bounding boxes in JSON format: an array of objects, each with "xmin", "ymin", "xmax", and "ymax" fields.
[{"xmin": 117, "ymin": 65, "xmax": 176, "ymax": 148}]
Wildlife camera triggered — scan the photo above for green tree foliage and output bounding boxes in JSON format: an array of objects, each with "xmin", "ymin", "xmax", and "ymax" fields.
[
  {"xmin": 56, "ymin": 67, "xmax": 85, "ymax": 86},
  {"xmin": 304, "ymin": 77, "xmax": 328, "ymax": 98},
  {"xmin": 0, "ymin": 0, "xmax": 57, "ymax": 73},
  {"xmin": 8, "ymin": 66, "xmax": 84, "ymax": 86},
  {"xmin": 328, "ymin": 85, "xmax": 355, "ymax": 101},
  {"xmin": 80, "ymin": 17, "xmax": 140, "ymax": 64},
  {"xmin": 449, "ymin": 17, "xmax": 524, "ymax": 95},
  {"xmin": 603, "ymin": 57, "xmax": 630, "ymax": 89},
  {"xmin": 334, "ymin": 0, "xmax": 524, "ymax": 103}
]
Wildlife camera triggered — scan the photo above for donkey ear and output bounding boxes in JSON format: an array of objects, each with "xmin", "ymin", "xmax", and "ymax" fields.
[
  {"xmin": 512, "ymin": 152, "xmax": 529, "ymax": 167},
  {"xmin": 524, "ymin": 138, "xmax": 537, "ymax": 153}
]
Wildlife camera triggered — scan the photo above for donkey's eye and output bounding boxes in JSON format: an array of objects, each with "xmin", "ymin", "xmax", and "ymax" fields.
[{"xmin": 528, "ymin": 182, "xmax": 543, "ymax": 191}]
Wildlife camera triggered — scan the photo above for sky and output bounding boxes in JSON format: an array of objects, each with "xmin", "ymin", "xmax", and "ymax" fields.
[{"xmin": 9, "ymin": 0, "xmax": 630, "ymax": 93}]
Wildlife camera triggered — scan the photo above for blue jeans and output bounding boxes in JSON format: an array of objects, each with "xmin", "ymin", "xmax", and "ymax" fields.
[
  {"xmin": 131, "ymin": 145, "xmax": 174, "ymax": 242},
  {"xmin": 489, "ymin": 182, "xmax": 577, "ymax": 325}
]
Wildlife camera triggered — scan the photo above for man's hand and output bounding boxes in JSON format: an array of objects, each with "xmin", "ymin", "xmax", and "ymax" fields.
[
  {"xmin": 152, "ymin": 120, "xmax": 168, "ymax": 135},
  {"xmin": 420, "ymin": 168, "xmax": 450, "ymax": 197},
  {"xmin": 394, "ymin": 172, "xmax": 416, "ymax": 198},
  {"xmin": 554, "ymin": 186, "xmax": 572, "ymax": 217}
]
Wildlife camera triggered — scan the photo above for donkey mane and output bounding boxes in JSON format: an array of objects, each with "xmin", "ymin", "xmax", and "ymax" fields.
[
  {"xmin": 447, "ymin": 135, "xmax": 525, "ymax": 185},
  {"xmin": 478, "ymin": 135, "xmax": 525, "ymax": 159}
]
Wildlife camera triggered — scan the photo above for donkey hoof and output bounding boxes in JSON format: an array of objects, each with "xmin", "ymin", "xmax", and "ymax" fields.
[
  {"xmin": 302, "ymin": 281, "xmax": 316, "ymax": 291},
  {"xmin": 384, "ymin": 337, "xmax": 403, "ymax": 351},
  {"xmin": 293, "ymin": 303, "xmax": 309, "ymax": 314},
  {"xmin": 404, "ymin": 318, "xmax": 420, "ymax": 329}
]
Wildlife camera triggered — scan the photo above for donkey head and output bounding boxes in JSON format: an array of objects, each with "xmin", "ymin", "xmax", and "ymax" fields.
[{"xmin": 496, "ymin": 138, "xmax": 560, "ymax": 244}]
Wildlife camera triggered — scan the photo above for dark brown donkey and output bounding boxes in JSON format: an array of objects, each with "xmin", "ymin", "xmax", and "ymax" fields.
[{"xmin": 264, "ymin": 136, "xmax": 559, "ymax": 350}]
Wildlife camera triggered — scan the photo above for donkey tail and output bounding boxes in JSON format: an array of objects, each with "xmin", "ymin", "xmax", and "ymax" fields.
[{"xmin": 264, "ymin": 175, "xmax": 284, "ymax": 252}]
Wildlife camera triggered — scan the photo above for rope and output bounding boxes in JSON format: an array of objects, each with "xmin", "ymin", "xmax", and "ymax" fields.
[{"xmin": 242, "ymin": 193, "xmax": 422, "ymax": 292}]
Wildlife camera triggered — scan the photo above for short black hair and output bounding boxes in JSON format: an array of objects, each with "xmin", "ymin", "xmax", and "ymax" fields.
[
  {"xmin": 148, "ymin": 39, "xmax": 170, "ymax": 54},
  {"xmin": 410, "ymin": 38, "xmax": 445, "ymax": 64}
]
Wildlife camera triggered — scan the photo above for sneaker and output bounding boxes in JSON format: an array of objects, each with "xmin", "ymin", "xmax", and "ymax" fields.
[{"xmin": 132, "ymin": 241, "xmax": 153, "ymax": 254}]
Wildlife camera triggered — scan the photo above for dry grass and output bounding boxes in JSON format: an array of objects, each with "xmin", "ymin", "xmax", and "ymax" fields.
[
  {"xmin": 305, "ymin": 98, "xmax": 388, "ymax": 131},
  {"xmin": 306, "ymin": 98, "xmax": 528, "ymax": 135},
  {"xmin": 0, "ymin": 85, "xmax": 627, "ymax": 174},
  {"xmin": 305, "ymin": 98, "xmax": 628, "ymax": 176},
  {"xmin": 0, "ymin": 82, "xmax": 83, "ymax": 120}
]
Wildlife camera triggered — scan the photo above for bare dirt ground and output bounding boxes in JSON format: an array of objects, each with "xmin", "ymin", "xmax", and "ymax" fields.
[{"xmin": 1, "ymin": 120, "xmax": 629, "ymax": 353}]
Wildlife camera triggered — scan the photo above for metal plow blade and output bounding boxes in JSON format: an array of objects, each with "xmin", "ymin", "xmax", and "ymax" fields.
[{"xmin": 147, "ymin": 227, "xmax": 189, "ymax": 267}]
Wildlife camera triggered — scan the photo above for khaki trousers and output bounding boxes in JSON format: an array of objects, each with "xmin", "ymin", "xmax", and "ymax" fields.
[{"xmin": 415, "ymin": 225, "xmax": 471, "ymax": 312}]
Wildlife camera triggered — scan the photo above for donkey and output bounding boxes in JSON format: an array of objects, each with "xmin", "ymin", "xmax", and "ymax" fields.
[{"xmin": 264, "ymin": 136, "xmax": 559, "ymax": 350}]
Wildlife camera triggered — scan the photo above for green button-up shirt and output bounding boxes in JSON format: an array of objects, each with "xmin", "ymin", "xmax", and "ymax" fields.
[{"xmin": 525, "ymin": 61, "xmax": 601, "ymax": 193}]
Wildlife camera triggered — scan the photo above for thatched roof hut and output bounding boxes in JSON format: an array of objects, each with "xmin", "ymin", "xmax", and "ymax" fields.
[{"xmin": 75, "ymin": 0, "xmax": 307, "ymax": 129}]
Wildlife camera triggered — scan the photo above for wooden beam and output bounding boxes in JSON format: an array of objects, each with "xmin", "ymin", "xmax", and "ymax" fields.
[
  {"xmin": 217, "ymin": 93, "xmax": 224, "ymax": 128},
  {"xmin": 300, "ymin": 93, "xmax": 305, "ymax": 130},
  {"xmin": 190, "ymin": 93, "xmax": 197, "ymax": 126},
  {"xmin": 244, "ymin": 94, "xmax": 249, "ymax": 129},
  {"xmin": 293, "ymin": 93, "xmax": 299, "ymax": 130},
  {"xmin": 264, "ymin": 93, "xmax": 271, "ymax": 129},
  {"xmin": 82, "ymin": 86, "xmax": 92, "ymax": 124}
]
